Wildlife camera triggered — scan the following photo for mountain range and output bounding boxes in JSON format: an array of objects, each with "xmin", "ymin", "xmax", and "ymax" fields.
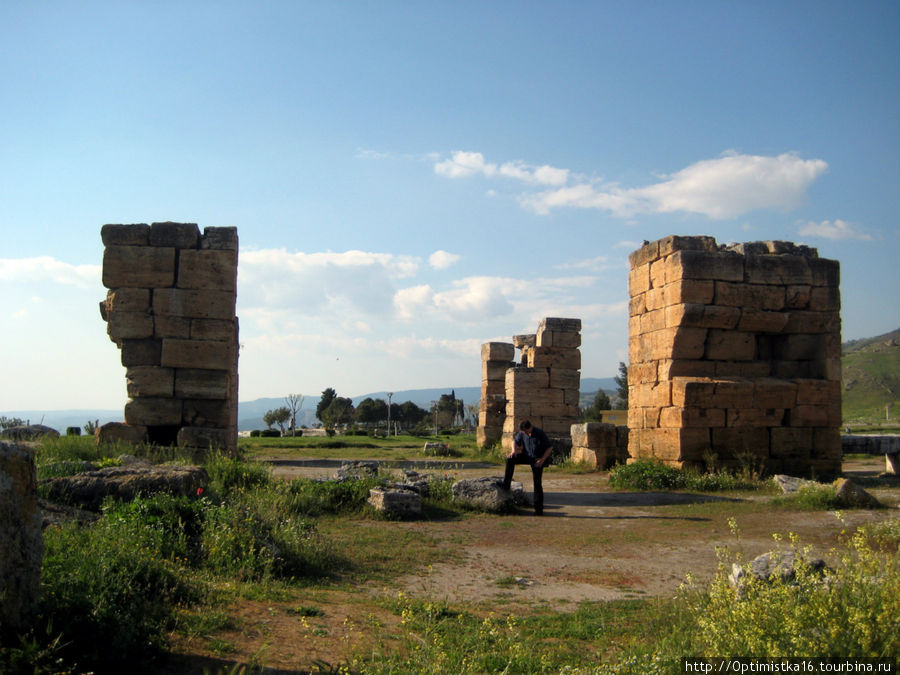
[{"xmin": 1, "ymin": 378, "xmax": 616, "ymax": 433}]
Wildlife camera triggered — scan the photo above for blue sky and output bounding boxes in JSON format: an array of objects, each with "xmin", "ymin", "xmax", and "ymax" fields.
[{"xmin": 1, "ymin": 1, "xmax": 897, "ymax": 411}]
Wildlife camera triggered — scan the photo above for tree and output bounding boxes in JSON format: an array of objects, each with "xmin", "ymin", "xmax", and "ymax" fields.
[
  {"xmin": 613, "ymin": 361, "xmax": 629, "ymax": 409},
  {"xmin": 285, "ymin": 394, "xmax": 305, "ymax": 434},
  {"xmin": 0, "ymin": 416, "xmax": 25, "ymax": 431},
  {"xmin": 316, "ymin": 388, "xmax": 336, "ymax": 424},
  {"xmin": 583, "ymin": 390, "xmax": 611, "ymax": 422},
  {"xmin": 356, "ymin": 397, "xmax": 387, "ymax": 426},
  {"xmin": 432, "ymin": 391, "xmax": 463, "ymax": 429},
  {"xmin": 322, "ymin": 397, "xmax": 355, "ymax": 428},
  {"xmin": 263, "ymin": 406, "xmax": 291, "ymax": 433},
  {"xmin": 399, "ymin": 401, "xmax": 427, "ymax": 428}
]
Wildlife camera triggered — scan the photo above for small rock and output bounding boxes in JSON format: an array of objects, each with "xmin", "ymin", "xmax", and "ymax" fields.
[
  {"xmin": 833, "ymin": 478, "xmax": 881, "ymax": 509},
  {"xmin": 773, "ymin": 474, "xmax": 818, "ymax": 494},
  {"xmin": 368, "ymin": 487, "xmax": 422, "ymax": 516},
  {"xmin": 451, "ymin": 476, "xmax": 527, "ymax": 512},
  {"xmin": 729, "ymin": 550, "xmax": 827, "ymax": 592},
  {"xmin": 335, "ymin": 460, "xmax": 378, "ymax": 480}
]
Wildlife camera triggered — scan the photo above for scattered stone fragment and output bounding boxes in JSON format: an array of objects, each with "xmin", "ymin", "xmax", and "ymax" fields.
[
  {"xmin": 451, "ymin": 476, "xmax": 527, "ymax": 512},
  {"xmin": 367, "ymin": 487, "xmax": 422, "ymax": 516},
  {"xmin": 773, "ymin": 474, "xmax": 819, "ymax": 494},
  {"xmin": 832, "ymin": 478, "xmax": 881, "ymax": 509},
  {"xmin": 335, "ymin": 460, "xmax": 379, "ymax": 480}
]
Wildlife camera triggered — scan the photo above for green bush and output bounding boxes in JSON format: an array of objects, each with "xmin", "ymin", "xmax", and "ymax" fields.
[
  {"xmin": 260, "ymin": 429, "xmax": 281, "ymax": 437},
  {"xmin": 690, "ymin": 527, "xmax": 900, "ymax": 657},
  {"xmin": 609, "ymin": 460, "xmax": 685, "ymax": 490},
  {"xmin": 39, "ymin": 508, "xmax": 202, "ymax": 671},
  {"xmin": 286, "ymin": 476, "xmax": 385, "ymax": 516},
  {"xmin": 249, "ymin": 429, "xmax": 261, "ymax": 437}
]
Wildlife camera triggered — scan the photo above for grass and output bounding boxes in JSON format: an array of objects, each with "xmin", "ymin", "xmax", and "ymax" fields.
[
  {"xmin": 7, "ymin": 434, "xmax": 899, "ymax": 673},
  {"xmin": 608, "ymin": 458, "xmax": 762, "ymax": 492}
]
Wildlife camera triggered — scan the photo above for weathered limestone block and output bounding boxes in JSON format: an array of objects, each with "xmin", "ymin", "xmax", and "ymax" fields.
[
  {"xmin": 101, "ymin": 223, "xmax": 150, "ymax": 246},
  {"xmin": 745, "ymin": 254, "xmax": 811, "ymax": 286},
  {"xmin": 106, "ymin": 311, "xmax": 154, "ymax": 340},
  {"xmin": 715, "ymin": 282, "xmax": 785, "ymax": 310},
  {"xmin": 367, "ymin": 487, "xmax": 422, "ymax": 516},
  {"xmin": 705, "ymin": 329, "xmax": 756, "ymax": 361},
  {"xmin": 177, "ymin": 426, "xmax": 230, "ymax": 450},
  {"xmin": 149, "ymin": 221, "xmax": 199, "ymax": 248},
  {"xmin": 183, "ymin": 399, "xmax": 231, "ymax": 428},
  {"xmin": 512, "ymin": 334, "xmax": 536, "ymax": 349},
  {"xmin": 101, "ymin": 288, "xmax": 151, "ymax": 315},
  {"xmin": 0, "ymin": 442, "xmax": 43, "ymax": 632},
  {"xmin": 505, "ymin": 366, "xmax": 550, "ymax": 391},
  {"xmin": 832, "ymin": 478, "xmax": 881, "ymax": 509},
  {"xmin": 177, "ymin": 249, "xmax": 238, "ymax": 291},
  {"xmin": 785, "ymin": 285, "xmax": 811, "ymax": 309},
  {"xmin": 120, "ymin": 338, "xmax": 163, "ymax": 367},
  {"xmin": 538, "ymin": 317, "xmax": 582, "ymax": 333},
  {"xmin": 782, "ymin": 310, "xmax": 839, "ymax": 334},
  {"xmin": 527, "ymin": 346, "xmax": 581, "ymax": 370},
  {"xmin": 481, "ymin": 379, "xmax": 506, "ymax": 397},
  {"xmin": 95, "ymin": 422, "xmax": 148, "ymax": 445},
  {"xmin": 659, "ymin": 406, "xmax": 726, "ymax": 428},
  {"xmin": 201, "ymin": 226, "xmax": 238, "ymax": 250},
  {"xmin": 451, "ymin": 476, "xmax": 525, "ymax": 512},
  {"xmin": 629, "ymin": 263, "xmax": 651, "ymax": 295},
  {"xmin": 737, "ymin": 309, "xmax": 789, "ymax": 333},
  {"xmin": 191, "ymin": 318, "xmax": 237, "ymax": 341},
  {"xmin": 154, "ymin": 315, "xmax": 191, "ymax": 338},
  {"xmin": 808, "ymin": 258, "xmax": 840, "ymax": 287},
  {"xmin": 665, "ymin": 249, "xmax": 744, "ymax": 283},
  {"xmin": 658, "ymin": 234, "xmax": 718, "ymax": 257},
  {"xmin": 666, "ymin": 303, "xmax": 740, "ymax": 330},
  {"xmin": 153, "ymin": 288, "xmax": 236, "ymax": 320},
  {"xmin": 175, "ymin": 369, "xmax": 229, "ymax": 399},
  {"xmin": 536, "ymin": 330, "xmax": 582, "ymax": 348},
  {"xmin": 482, "ymin": 342, "xmax": 515, "ymax": 361},
  {"xmin": 126, "ymin": 366, "xmax": 175, "ymax": 398},
  {"xmin": 161, "ymin": 338, "xmax": 236, "ymax": 370},
  {"xmin": 483, "ymin": 359, "xmax": 514, "ymax": 381},
  {"xmin": 102, "ymin": 245, "xmax": 175, "ymax": 288},
  {"xmin": 125, "ymin": 398, "xmax": 183, "ymax": 426},
  {"xmin": 628, "ymin": 239, "xmax": 660, "ymax": 267},
  {"xmin": 42, "ymin": 463, "xmax": 209, "ymax": 511}
]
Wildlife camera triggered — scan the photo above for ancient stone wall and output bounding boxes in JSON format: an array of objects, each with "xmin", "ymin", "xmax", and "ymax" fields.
[
  {"xmin": 475, "ymin": 318, "xmax": 581, "ymax": 452},
  {"xmin": 627, "ymin": 235, "xmax": 841, "ymax": 477},
  {"xmin": 477, "ymin": 342, "xmax": 515, "ymax": 448},
  {"xmin": 570, "ymin": 422, "xmax": 629, "ymax": 469},
  {"xmin": 100, "ymin": 222, "xmax": 239, "ymax": 453},
  {"xmin": 0, "ymin": 442, "xmax": 42, "ymax": 633}
]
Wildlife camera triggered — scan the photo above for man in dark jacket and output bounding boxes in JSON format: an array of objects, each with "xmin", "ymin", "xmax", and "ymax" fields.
[{"xmin": 501, "ymin": 419, "xmax": 553, "ymax": 515}]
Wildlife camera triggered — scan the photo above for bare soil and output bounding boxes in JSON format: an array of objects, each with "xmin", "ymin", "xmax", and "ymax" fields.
[{"xmin": 162, "ymin": 457, "xmax": 899, "ymax": 673}]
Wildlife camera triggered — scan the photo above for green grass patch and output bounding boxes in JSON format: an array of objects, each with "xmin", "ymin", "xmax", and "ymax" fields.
[{"xmin": 609, "ymin": 459, "xmax": 761, "ymax": 492}]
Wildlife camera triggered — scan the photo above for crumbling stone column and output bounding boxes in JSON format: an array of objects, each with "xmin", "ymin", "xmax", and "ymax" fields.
[
  {"xmin": 100, "ymin": 222, "xmax": 239, "ymax": 454},
  {"xmin": 0, "ymin": 442, "xmax": 42, "ymax": 633},
  {"xmin": 570, "ymin": 422, "xmax": 629, "ymax": 469},
  {"xmin": 501, "ymin": 318, "xmax": 582, "ymax": 453},
  {"xmin": 477, "ymin": 342, "xmax": 515, "ymax": 448},
  {"xmin": 627, "ymin": 235, "xmax": 841, "ymax": 477}
]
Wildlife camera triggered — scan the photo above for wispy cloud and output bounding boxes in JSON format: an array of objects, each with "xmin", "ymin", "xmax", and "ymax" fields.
[
  {"xmin": 555, "ymin": 255, "xmax": 609, "ymax": 272},
  {"xmin": 435, "ymin": 150, "xmax": 828, "ymax": 220},
  {"xmin": 434, "ymin": 151, "xmax": 569, "ymax": 186},
  {"xmin": 429, "ymin": 250, "xmax": 461, "ymax": 270},
  {"xmin": 0, "ymin": 257, "xmax": 100, "ymax": 288},
  {"xmin": 238, "ymin": 249, "xmax": 420, "ymax": 316},
  {"xmin": 797, "ymin": 219, "xmax": 872, "ymax": 241}
]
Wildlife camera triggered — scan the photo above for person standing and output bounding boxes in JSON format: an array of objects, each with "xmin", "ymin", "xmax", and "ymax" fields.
[{"xmin": 501, "ymin": 420, "xmax": 552, "ymax": 515}]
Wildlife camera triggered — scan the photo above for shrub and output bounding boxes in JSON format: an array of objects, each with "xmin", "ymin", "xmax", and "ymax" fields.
[
  {"xmin": 609, "ymin": 460, "xmax": 685, "ymax": 490},
  {"xmin": 205, "ymin": 454, "xmax": 271, "ymax": 497},
  {"xmin": 249, "ymin": 429, "xmax": 261, "ymax": 437},
  {"xmin": 260, "ymin": 429, "xmax": 281, "ymax": 437},
  {"xmin": 689, "ymin": 526, "xmax": 900, "ymax": 657},
  {"xmin": 286, "ymin": 476, "xmax": 384, "ymax": 516},
  {"xmin": 39, "ymin": 507, "xmax": 202, "ymax": 670}
]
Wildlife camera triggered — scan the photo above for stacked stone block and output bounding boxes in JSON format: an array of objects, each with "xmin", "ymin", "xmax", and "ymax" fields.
[
  {"xmin": 1, "ymin": 442, "xmax": 42, "ymax": 633},
  {"xmin": 570, "ymin": 422, "xmax": 629, "ymax": 469},
  {"xmin": 628, "ymin": 235, "xmax": 841, "ymax": 477},
  {"xmin": 501, "ymin": 318, "xmax": 582, "ymax": 452},
  {"xmin": 100, "ymin": 222, "xmax": 239, "ymax": 453},
  {"xmin": 477, "ymin": 342, "xmax": 515, "ymax": 448}
]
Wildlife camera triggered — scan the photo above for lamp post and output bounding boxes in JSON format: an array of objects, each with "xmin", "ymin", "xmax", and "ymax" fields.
[{"xmin": 387, "ymin": 392, "xmax": 393, "ymax": 436}]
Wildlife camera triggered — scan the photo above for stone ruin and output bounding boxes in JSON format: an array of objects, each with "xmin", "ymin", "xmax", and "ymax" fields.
[
  {"xmin": 0, "ymin": 442, "xmax": 42, "ymax": 633},
  {"xmin": 99, "ymin": 222, "xmax": 239, "ymax": 454},
  {"xmin": 477, "ymin": 318, "xmax": 582, "ymax": 453},
  {"xmin": 627, "ymin": 235, "xmax": 841, "ymax": 477},
  {"xmin": 570, "ymin": 422, "xmax": 629, "ymax": 469}
]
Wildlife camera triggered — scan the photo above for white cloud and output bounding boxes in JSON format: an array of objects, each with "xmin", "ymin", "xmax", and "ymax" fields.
[
  {"xmin": 434, "ymin": 151, "xmax": 497, "ymax": 178},
  {"xmin": 393, "ymin": 284, "xmax": 435, "ymax": 320},
  {"xmin": 0, "ymin": 257, "xmax": 100, "ymax": 288},
  {"xmin": 797, "ymin": 219, "xmax": 872, "ymax": 241},
  {"xmin": 555, "ymin": 255, "xmax": 609, "ymax": 271},
  {"xmin": 377, "ymin": 335, "xmax": 482, "ymax": 360},
  {"xmin": 429, "ymin": 250, "xmax": 461, "ymax": 270},
  {"xmin": 436, "ymin": 150, "xmax": 827, "ymax": 220},
  {"xmin": 434, "ymin": 151, "xmax": 569, "ymax": 186},
  {"xmin": 238, "ymin": 248, "xmax": 420, "ymax": 317}
]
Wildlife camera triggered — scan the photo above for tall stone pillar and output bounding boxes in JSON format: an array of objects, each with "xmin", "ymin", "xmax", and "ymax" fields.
[
  {"xmin": 99, "ymin": 222, "xmax": 239, "ymax": 454},
  {"xmin": 627, "ymin": 235, "xmax": 841, "ymax": 477},
  {"xmin": 0, "ymin": 442, "xmax": 42, "ymax": 633},
  {"xmin": 477, "ymin": 342, "xmax": 515, "ymax": 448}
]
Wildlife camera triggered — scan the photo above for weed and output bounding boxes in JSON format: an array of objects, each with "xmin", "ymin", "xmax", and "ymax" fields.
[
  {"xmin": 609, "ymin": 459, "xmax": 760, "ymax": 492},
  {"xmin": 772, "ymin": 484, "xmax": 843, "ymax": 510}
]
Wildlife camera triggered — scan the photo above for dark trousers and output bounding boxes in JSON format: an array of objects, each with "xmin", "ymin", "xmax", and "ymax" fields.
[{"xmin": 502, "ymin": 454, "xmax": 544, "ymax": 514}]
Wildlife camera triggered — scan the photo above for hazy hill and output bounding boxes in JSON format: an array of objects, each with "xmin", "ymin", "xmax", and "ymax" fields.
[{"xmin": 842, "ymin": 327, "xmax": 900, "ymax": 423}]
